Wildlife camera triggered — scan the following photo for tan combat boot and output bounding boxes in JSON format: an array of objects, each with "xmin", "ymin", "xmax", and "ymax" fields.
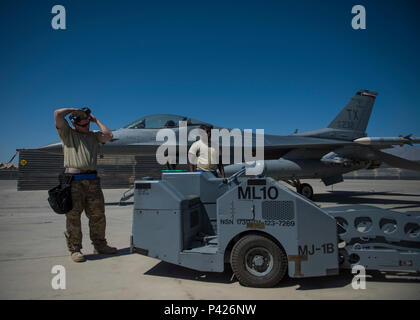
[
  {"xmin": 93, "ymin": 245, "xmax": 117, "ymax": 254},
  {"xmin": 71, "ymin": 251, "xmax": 86, "ymax": 262}
]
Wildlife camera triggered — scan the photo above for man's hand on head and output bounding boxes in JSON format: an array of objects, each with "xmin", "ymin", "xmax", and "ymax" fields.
[{"xmin": 89, "ymin": 114, "xmax": 98, "ymax": 124}]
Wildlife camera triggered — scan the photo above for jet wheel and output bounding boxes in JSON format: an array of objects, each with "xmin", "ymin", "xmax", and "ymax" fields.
[{"xmin": 298, "ymin": 183, "xmax": 314, "ymax": 200}]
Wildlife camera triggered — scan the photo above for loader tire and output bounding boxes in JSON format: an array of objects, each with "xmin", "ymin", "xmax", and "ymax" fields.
[{"xmin": 230, "ymin": 235, "xmax": 288, "ymax": 288}]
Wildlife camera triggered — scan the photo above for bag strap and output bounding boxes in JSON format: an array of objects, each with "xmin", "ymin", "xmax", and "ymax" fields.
[
  {"xmin": 64, "ymin": 173, "xmax": 73, "ymax": 186},
  {"xmin": 59, "ymin": 171, "xmax": 74, "ymax": 187}
]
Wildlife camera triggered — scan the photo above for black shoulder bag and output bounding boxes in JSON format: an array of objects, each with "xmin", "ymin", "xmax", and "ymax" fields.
[{"xmin": 48, "ymin": 172, "xmax": 74, "ymax": 214}]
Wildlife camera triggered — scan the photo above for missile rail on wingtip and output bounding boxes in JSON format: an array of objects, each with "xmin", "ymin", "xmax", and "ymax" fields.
[{"xmin": 354, "ymin": 134, "xmax": 420, "ymax": 147}]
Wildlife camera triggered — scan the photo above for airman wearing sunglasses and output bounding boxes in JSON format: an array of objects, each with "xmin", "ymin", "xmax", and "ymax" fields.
[{"xmin": 54, "ymin": 107, "xmax": 117, "ymax": 262}]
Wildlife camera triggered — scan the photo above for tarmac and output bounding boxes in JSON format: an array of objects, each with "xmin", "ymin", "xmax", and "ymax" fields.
[{"xmin": 0, "ymin": 179, "xmax": 419, "ymax": 300}]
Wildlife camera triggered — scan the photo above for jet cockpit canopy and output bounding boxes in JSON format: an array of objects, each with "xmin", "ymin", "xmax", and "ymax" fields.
[{"xmin": 123, "ymin": 114, "xmax": 212, "ymax": 129}]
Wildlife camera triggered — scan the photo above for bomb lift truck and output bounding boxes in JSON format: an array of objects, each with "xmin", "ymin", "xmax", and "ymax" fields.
[{"xmin": 130, "ymin": 171, "xmax": 420, "ymax": 287}]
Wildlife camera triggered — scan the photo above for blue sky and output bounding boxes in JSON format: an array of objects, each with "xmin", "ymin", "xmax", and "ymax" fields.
[{"xmin": 0, "ymin": 0, "xmax": 419, "ymax": 162}]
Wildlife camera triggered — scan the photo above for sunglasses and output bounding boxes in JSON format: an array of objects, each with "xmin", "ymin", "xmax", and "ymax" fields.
[{"xmin": 75, "ymin": 121, "xmax": 90, "ymax": 127}]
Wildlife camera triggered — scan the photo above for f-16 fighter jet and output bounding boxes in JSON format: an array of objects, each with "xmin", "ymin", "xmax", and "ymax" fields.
[{"xmin": 39, "ymin": 90, "xmax": 420, "ymax": 198}]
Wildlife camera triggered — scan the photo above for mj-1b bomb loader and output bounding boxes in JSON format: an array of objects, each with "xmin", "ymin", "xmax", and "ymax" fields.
[{"xmin": 130, "ymin": 171, "xmax": 420, "ymax": 287}]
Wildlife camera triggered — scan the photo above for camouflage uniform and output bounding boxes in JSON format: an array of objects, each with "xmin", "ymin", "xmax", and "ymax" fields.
[{"xmin": 64, "ymin": 178, "xmax": 109, "ymax": 252}]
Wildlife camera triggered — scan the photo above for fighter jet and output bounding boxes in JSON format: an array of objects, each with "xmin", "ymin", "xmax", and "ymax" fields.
[{"xmin": 39, "ymin": 89, "xmax": 420, "ymax": 198}]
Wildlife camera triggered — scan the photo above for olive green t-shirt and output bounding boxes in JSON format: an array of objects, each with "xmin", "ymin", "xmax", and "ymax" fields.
[{"xmin": 57, "ymin": 122, "xmax": 102, "ymax": 170}]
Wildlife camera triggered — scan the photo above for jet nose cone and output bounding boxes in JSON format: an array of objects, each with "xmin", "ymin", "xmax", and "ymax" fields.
[{"xmin": 108, "ymin": 130, "xmax": 120, "ymax": 143}]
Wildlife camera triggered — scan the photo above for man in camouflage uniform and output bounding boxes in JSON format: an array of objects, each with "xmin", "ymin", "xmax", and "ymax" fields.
[{"xmin": 54, "ymin": 107, "xmax": 117, "ymax": 262}]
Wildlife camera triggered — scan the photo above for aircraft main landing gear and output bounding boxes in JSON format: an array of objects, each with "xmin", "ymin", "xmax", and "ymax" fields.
[
  {"xmin": 299, "ymin": 183, "xmax": 314, "ymax": 200},
  {"xmin": 283, "ymin": 179, "xmax": 314, "ymax": 200}
]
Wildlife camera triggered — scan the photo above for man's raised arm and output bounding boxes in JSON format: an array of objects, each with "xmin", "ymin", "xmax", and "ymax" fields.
[
  {"xmin": 54, "ymin": 108, "xmax": 78, "ymax": 129},
  {"xmin": 90, "ymin": 114, "xmax": 113, "ymax": 143}
]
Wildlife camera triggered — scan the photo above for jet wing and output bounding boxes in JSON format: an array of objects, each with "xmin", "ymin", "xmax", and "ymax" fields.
[
  {"xmin": 263, "ymin": 134, "xmax": 355, "ymax": 148},
  {"xmin": 374, "ymin": 150, "xmax": 420, "ymax": 171},
  {"xmin": 261, "ymin": 134, "xmax": 355, "ymax": 160}
]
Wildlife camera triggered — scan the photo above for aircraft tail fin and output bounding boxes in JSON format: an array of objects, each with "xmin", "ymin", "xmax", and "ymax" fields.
[{"xmin": 328, "ymin": 89, "xmax": 377, "ymax": 135}]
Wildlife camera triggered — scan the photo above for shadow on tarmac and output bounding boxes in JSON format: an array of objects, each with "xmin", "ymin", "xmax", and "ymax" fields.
[
  {"xmin": 282, "ymin": 270, "xmax": 420, "ymax": 290},
  {"xmin": 145, "ymin": 261, "xmax": 235, "ymax": 285},
  {"xmin": 144, "ymin": 261, "xmax": 420, "ymax": 289},
  {"xmin": 84, "ymin": 247, "xmax": 132, "ymax": 261}
]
